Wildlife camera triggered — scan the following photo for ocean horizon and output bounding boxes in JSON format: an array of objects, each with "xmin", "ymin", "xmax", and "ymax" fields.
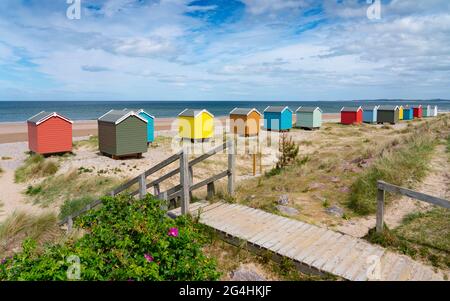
[{"xmin": 1, "ymin": 100, "xmax": 449, "ymax": 123}]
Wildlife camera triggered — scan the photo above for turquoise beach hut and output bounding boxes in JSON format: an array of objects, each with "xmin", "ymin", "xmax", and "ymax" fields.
[
  {"xmin": 263, "ymin": 106, "xmax": 293, "ymax": 131},
  {"xmin": 403, "ymin": 105, "xmax": 414, "ymax": 120},
  {"xmin": 295, "ymin": 107, "xmax": 322, "ymax": 129},
  {"xmin": 124, "ymin": 109, "xmax": 155, "ymax": 143},
  {"xmin": 362, "ymin": 105, "xmax": 379, "ymax": 124}
]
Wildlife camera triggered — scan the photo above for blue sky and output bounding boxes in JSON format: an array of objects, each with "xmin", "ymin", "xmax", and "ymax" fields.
[{"xmin": 0, "ymin": 0, "xmax": 449, "ymax": 101}]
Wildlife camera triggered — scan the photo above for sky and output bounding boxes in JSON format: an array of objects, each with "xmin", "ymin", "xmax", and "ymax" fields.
[{"xmin": 0, "ymin": 0, "xmax": 449, "ymax": 101}]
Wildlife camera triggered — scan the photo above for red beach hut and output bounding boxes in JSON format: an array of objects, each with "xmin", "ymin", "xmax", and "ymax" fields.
[
  {"xmin": 340, "ymin": 106, "xmax": 363, "ymax": 125},
  {"xmin": 27, "ymin": 111, "xmax": 73, "ymax": 155},
  {"xmin": 413, "ymin": 105, "xmax": 423, "ymax": 118}
]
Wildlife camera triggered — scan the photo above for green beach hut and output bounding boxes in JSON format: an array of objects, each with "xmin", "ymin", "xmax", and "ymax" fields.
[
  {"xmin": 295, "ymin": 106, "xmax": 322, "ymax": 129},
  {"xmin": 377, "ymin": 105, "xmax": 399, "ymax": 124},
  {"xmin": 98, "ymin": 110, "xmax": 148, "ymax": 159}
]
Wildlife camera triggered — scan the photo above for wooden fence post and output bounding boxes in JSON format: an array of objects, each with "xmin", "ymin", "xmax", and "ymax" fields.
[
  {"xmin": 207, "ymin": 182, "xmax": 215, "ymax": 200},
  {"xmin": 376, "ymin": 186, "xmax": 385, "ymax": 233},
  {"xmin": 67, "ymin": 216, "xmax": 73, "ymax": 233},
  {"xmin": 188, "ymin": 166, "xmax": 194, "ymax": 200},
  {"xmin": 180, "ymin": 149, "xmax": 190, "ymax": 215},
  {"xmin": 153, "ymin": 183, "xmax": 160, "ymax": 196},
  {"xmin": 139, "ymin": 173, "xmax": 146, "ymax": 199},
  {"xmin": 227, "ymin": 140, "xmax": 236, "ymax": 196}
]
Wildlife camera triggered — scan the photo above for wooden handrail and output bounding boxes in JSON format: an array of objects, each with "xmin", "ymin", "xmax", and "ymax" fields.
[
  {"xmin": 59, "ymin": 140, "xmax": 236, "ymax": 228},
  {"xmin": 376, "ymin": 180, "xmax": 450, "ymax": 233}
]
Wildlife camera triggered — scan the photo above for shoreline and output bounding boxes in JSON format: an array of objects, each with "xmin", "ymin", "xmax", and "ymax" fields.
[{"xmin": 0, "ymin": 114, "xmax": 340, "ymax": 144}]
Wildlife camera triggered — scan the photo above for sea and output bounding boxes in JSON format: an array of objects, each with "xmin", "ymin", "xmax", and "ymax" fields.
[{"xmin": 0, "ymin": 100, "xmax": 449, "ymax": 123}]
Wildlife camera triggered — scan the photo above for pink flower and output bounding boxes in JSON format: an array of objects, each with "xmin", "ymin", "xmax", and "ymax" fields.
[
  {"xmin": 168, "ymin": 227, "xmax": 179, "ymax": 237},
  {"xmin": 144, "ymin": 253, "xmax": 154, "ymax": 262}
]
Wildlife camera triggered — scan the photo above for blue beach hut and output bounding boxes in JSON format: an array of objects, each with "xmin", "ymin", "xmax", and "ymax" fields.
[
  {"xmin": 124, "ymin": 109, "xmax": 155, "ymax": 143},
  {"xmin": 362, "ymin": 105, "xmax": 379, "ymax": 124},
  {"xmin": 263, "ymin": 106, "xmax": 293, "ymax": 131},
  {"xmin": 403, "ymin": 105, "xmax": 414, "ymax": 120}
]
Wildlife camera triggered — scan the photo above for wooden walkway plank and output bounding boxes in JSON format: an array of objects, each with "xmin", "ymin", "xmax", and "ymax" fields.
[{"xmin": 168, "ymin": 202, "xmax": 446, "ymax": 281}]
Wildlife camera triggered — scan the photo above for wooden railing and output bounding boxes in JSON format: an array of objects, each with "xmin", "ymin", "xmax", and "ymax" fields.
[
  {"xmin": 60, "ymin": 140, "xmax": 236, "ymax": 230},
  {"xmin": 376, "ymin": 180, "xmax": 450, "ymax": 233}
]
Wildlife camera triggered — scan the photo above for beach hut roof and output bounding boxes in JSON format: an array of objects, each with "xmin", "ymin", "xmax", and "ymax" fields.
[
  {"xmin": 229, "ymin": 108, "xmax": 261, "ymax": 116},
  {"xmin": 340, "ymin": 106, "xmax": 362, "ymax": 112},
  {"xmin": 413, "ymin": 105, "xmax": 422, "ymax": 108},
  {"xmin": 378, "ymin": 105, "xmax": 399, "ymax": 111},
  {"xmin": 27, "ymin": 111, "xmax": 73, "ymax": 125},
  {"xmin": 295, "ymin": 106, "xmax": 322, "ymax": 113},
  {"xmin": 263, "ymin": 106, "xmax": 292, "ymax": 113},
  {"xmin": 123, "ymin": 108, "xmax": 155, "ymax": 119},
  {"xmin": 178, "ymin": 109, "xmax": 214, "ymax": 118},
  {"xmin": 361, "ymin": 105, "xmax": 379, "ymax": 111},
  {"xmin": 98, "ymin": 109, "xmax": 147, "ymax": 125}
]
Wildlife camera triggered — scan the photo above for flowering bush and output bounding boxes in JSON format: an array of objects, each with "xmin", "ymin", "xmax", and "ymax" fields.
[{"xmin": 0, "ymin": 195, "xmax": 220, "ymax": 281}]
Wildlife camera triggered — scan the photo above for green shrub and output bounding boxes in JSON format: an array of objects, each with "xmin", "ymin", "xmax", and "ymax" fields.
[
  {"xmin": 0, "ymin": 194, "xmax": 220, "ymax": 281},
  {"xmin": 25, "ymin": 185, "xmax": 42, "ymax": 196},
  {"xmin": 59, "ymin": 197, "xmax": 94, "ymax": 220},
  {"xmin": 15, "ymin": 155, "xmax": 59, "ymax": 183}
]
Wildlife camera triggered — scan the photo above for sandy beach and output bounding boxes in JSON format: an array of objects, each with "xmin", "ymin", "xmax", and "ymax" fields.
[{"xmin": 0, "ymin": 114, "xmax": 340, "ymax": 144}]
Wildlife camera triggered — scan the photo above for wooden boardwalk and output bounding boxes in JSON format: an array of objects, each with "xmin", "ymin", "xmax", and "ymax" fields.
[{"xmin": 169, "ymin": 201, "xmax": 447, "ymax": 281}]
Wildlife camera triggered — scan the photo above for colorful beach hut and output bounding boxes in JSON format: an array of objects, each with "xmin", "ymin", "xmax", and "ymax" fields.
[
  {"xmin": 178, "ymin": 109, "xmax": 214, "ymax": 141},
  {"xmin": 229, "ymin": 108, "xmax": 261, "ymax": 137},
  {"xmin": 423, "ymin": 105, "xmax": 430, "ymax": 118},
  {"xmin": 362, "ymin": 105, "xmax": 379, "ymax": 124},
  {"xmin": 295, "ymin": 107, "xmax": 322, "ymax": 129},
  {"xmin": 27, "ymin": 111, "xmax": 73, "ymax": 155},
  {"xmin": 98, "ymin": 110, "xmax": 148, "ymax": 159},
  {"xmin": 124, "ymin": 109, "xmax": 155, "ymax": 143},
  {"xmin": 429, "ymin": 105, "xmax": 438, "ymax": 117},
  {"xmin": 413, "ymin": 105, "xmax": 423, "ymax": 118},
  {"xmin": 398, "ymin": 106, "xmax": 404, "ymax": 120},
  {"xmin": 377, "ymin": 105, "xmax": 400, "ymax": 124},
  {"xmin": 263, "ymin": 106, "xmax": 293, "ymax": 131},
  {"xmin": 340, "ymin": 107, "xmax": 363, "ymax": 125},
  {"xmin": 403, "ymin": 105, "xmax": 414, "ymax": 120}
]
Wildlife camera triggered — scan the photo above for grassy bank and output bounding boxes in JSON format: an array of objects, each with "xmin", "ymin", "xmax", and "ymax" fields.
[
  {"xmin": 15, "ymin": 155, "xmax": 59, "ymax": 183},
  {"xmin": 26, "ymin": 170, "xmax": 122, "ymax": 207},
  {"xmin": 366, "ymin": 208, "xmax": 450, "ymax": 270}
]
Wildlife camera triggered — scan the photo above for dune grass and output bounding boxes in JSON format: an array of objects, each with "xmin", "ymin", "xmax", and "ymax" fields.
[
  {"xmin": 0, "ymin": 211, "xmax": 59, "ymax": 258},
  {"xmin": 73, "ymin": 135, "xmax": 98, "ymax": 150},
  {"xmin": 14, "ymin": 155, "xmax": 59, "ymax": 183},
  {"xmin": 347, "ymin": 134, "xmax": 436, "ymax": 215},
  {"xmin": 59, "ymin": 196, "xmax": 94, "ymax": 220},
  {"xmin": 366, "ymin": 208, "xmax": 450, "ymax": 270},
  {"xmin": 27, "ymin": 170, "xmax": 122, "ymax": 207}
]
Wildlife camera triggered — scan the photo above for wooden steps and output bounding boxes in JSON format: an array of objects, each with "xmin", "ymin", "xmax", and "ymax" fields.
[{"xmin": 168, "ymin": 201, "xmax": 447, "ymax": 281}]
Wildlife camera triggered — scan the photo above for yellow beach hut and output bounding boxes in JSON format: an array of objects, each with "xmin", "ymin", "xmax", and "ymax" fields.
[
  {"xmin": 398, "ymin": 106, "xmax": 404, "ymax": 120},
  {"xmin": 178, "ymin": 109, "xmax": 214, "ymax": 141}
]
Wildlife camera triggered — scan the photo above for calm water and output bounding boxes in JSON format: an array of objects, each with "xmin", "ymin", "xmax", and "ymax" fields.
[{"xmin": 0, "ymin": 100, "xmax": 449, "ymax": 122}]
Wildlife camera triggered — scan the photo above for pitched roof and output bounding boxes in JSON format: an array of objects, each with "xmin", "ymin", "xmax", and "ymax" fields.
[
  {"xmin": 27, "ymin": 111, "xmax": 73, "ymax": 125},
  {"xmin": 378, "ymin": 105, "xmax": 399, "ymax": 111},
  {"xmin": 123, "ymin": 108, "xmax": 155, "ymax": 119},
  {"xmin": 295, "ymin": 106, "xmax": 322, "ymax": 113},
  {"xmin": 263, "ymin": 106, "xmax": 292, "ymax": 113},
  {"xmin": 362, "ymin": 105, "xmax": 380, "ymax": 111},
  {"xmin": 341, "ymin": 106, "xmax": 362, "ymax": 112},
  {"xmin": 413, "ymin": 105, "xmax": 422, "ymax": 108},
  {"xmin": 178, "ymin": 109, "xmax": 214, "ymax": 118},
  {"xmin": 229, "ymin": 108, "xmax": 261, "ymax": 116},
  {"xmin": 98, "ymin": 110, "xmax": 147, "ymax": 124}
]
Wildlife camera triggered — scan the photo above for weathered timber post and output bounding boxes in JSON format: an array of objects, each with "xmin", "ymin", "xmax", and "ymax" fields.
[
  {"xmin": 67, "ymin": 216, "xmax": 73, "ymax": 233},
  {"xmin": 207, "ymin": 182, "xmax": 215, "ymax": 200},
  {"xmin": 376, "ymin": 183, "xmax": 385, "ymax": 233},
  {"xmin": 153, "ymin": 183, "xmax": 160, "ymax": 196},
  {"xmin": 227, "ymin": 140, "xmax": 236, "ymax": 196},
  {"xmin": 188, "ymin": 166, "xmax": 194, "ymax": 200},
  {"xmin": 139, "ymin": 173, "xmax": 146, "ymax": 199},
  {"xmin": 180, "ymin": 149, "xmax": 190, "ymax": 215}
]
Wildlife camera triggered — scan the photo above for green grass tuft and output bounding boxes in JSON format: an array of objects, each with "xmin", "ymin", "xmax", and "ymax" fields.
[
  {"xmin": 59, "ymin": 196, "xmax": 94, "ymax": 220},
  {"xmin": 14, "ymin": 155, "xmax": 59, "ymax": 183}
]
